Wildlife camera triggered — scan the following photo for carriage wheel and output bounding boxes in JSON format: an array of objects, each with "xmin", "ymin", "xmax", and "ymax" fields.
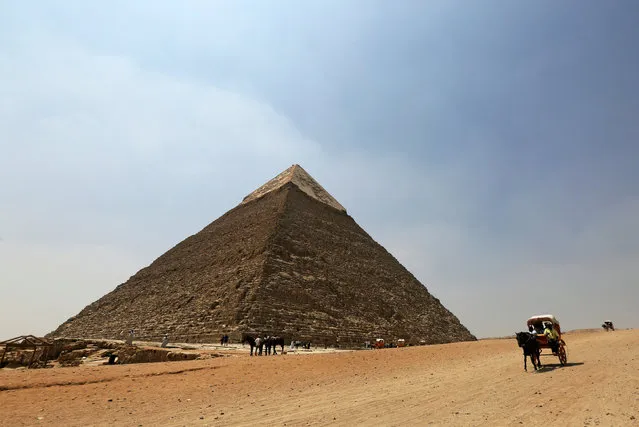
[{"xmin": 558, "ymin": 346, "xmax": 567, "ymax": 365}]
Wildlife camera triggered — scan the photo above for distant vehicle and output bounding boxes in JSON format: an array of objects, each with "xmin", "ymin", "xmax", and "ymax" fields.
[
  {"xmin": 526, "ymin": 314, "xmax": 567, "ymax": 366},
  {"xmin": 372, "ymin": 338, "xmax": 385, "ymax": 349},
  {"xmin": 602, "ymin": 320, "xmax": 615, "ymax": 331},
  {"xmin": 397, "ymin": 339, "xmax": 406, "ymax": 348}
]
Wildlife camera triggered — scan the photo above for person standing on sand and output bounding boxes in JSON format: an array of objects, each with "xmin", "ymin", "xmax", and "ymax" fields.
[
  {"xmin": 125, "ymin": 329, "xmax": 134, "ymax": 346},
  {"xmin": 255, "ymin": 337, "xmax": 262, "ymax": 355}
]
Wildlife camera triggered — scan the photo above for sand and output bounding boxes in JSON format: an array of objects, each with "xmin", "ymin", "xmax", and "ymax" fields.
[{"xmin": 1, "ymin": 329, "xmax": 637, "ymax": 426}]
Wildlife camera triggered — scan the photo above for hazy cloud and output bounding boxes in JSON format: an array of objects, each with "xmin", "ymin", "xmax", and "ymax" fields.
[{"xmin": 1, "ymin": 1, "xmax": 638, "ymax": 339}]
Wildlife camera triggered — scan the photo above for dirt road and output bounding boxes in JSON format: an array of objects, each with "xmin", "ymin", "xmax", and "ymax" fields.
[{"xmin": 1, "ymin": 329, "xmax": 637, "ymax": 426}]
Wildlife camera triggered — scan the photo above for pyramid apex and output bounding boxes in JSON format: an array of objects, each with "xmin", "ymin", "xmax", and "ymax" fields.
[{"xmin": 242, "ymin": 164, "xmax": 346, "ymax": 212}]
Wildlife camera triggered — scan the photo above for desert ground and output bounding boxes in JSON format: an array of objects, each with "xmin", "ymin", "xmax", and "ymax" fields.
[{"xmin": 1, "ymin": 329, "xmax": 637, "ymax": 426}]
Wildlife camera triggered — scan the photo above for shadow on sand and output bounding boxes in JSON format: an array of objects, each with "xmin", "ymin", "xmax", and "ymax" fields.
[{"xmin": 534, "ymin": 362, "xmax": 584, "ymax": 373}]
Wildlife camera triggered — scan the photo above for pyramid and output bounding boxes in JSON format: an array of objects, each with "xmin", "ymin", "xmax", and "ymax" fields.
[{"xmin": 49, "ymin": 165, "xmax": 475, "ymax": 346}]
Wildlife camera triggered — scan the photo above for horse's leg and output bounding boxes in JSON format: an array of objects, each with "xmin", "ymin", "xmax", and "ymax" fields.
[
  {"xmin": 523, "ymin": 353, "xmax": 527, "ymax": 371},
  {"xmin": 536, "ymin": 349, "xmax": 542, "ymax": 368}
]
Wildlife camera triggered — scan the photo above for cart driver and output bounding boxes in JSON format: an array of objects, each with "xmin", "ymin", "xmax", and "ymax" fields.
[{"xmin": 543, "ymin": 322, "xmax": 560, "ymax": 354}]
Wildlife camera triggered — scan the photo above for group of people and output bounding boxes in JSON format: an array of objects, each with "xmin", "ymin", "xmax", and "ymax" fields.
[{"xmin": 528, "ymin": 322, "xmax": 560, "ymax": 354}]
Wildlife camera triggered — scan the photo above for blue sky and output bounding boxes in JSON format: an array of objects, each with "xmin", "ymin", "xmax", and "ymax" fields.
[{"xmin": 1, "ymin": 1, "xmax": 638, "ymax": 339}]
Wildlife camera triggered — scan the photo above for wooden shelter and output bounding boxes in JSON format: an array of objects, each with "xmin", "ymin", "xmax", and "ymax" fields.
[{"xmin": 0, "ymin": 335, "xmax": 52, "ymax": 368}]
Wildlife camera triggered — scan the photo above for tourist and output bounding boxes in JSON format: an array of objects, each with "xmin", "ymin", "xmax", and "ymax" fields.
[
  {"xmin": 125, "ymin": 329, "xmax": 134, "ymax": 346},
  {"xmin": 543, "ymin": 322, "xmax": 560, "ymax": 354}
]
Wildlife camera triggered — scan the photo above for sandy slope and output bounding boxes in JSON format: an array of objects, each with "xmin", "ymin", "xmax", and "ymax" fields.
[{"xmin": 1, "ymin": 329, "xmax": 637, "ymax": 426}]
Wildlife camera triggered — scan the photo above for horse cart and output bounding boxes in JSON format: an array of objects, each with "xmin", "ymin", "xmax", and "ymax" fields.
[
  {"xmin": 527, "ymin": 314, "xmax": 567, "ymax": 366},
  {"xmin": 372, "ymin": 338, "xmax": 385, "ymax": 349}
]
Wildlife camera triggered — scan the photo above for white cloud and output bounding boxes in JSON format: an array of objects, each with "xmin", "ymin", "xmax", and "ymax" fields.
[
  {"xmin": 1, "ymin": 7, "xmax": 637, "ymax": 341},
  {"xmin": 0, "ymin": 33, "xmax": 320, "ymax": 167},
  {"xmin": 0, "ymin": 32, "xmax": 326, "ymax": 339},
  {"xmin": 0, "ymin": 32, "xmax": 322, "ymax": 237}
]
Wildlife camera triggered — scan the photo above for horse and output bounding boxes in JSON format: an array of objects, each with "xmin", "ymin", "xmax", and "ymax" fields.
[
  {"xmin": 241, "ymin": 334, "xmax": 257, "ymax": 356},
  {"xmin": 515, "ymin": 332, "xmax": 541, "ymax": 372},
  {"xmin": 263, "ymin": 336, "xmax": 272, "ymax": 355},
  {"xmin": 266, "ymin": 336, "xmax": 285, "ymax": 355}
]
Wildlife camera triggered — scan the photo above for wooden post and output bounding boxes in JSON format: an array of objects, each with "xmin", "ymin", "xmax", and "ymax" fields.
[
  {"xmin": 43, "ymin": 345, "xmax": 50, "ymax": 365},
  {"xmin": 28, "ymin": 346, "xmax": 37, "ymax": 368}
]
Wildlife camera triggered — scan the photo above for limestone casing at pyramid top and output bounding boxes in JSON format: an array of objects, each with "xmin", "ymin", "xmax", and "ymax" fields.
[{"xmin": 241, "ymin": 164, "xmax": 347, "ymax": 213}]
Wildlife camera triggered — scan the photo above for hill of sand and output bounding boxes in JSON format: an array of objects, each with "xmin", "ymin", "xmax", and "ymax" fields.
[{"xmin": 1, "ymin": 329, "xmax": 637, "ymax": 426}]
